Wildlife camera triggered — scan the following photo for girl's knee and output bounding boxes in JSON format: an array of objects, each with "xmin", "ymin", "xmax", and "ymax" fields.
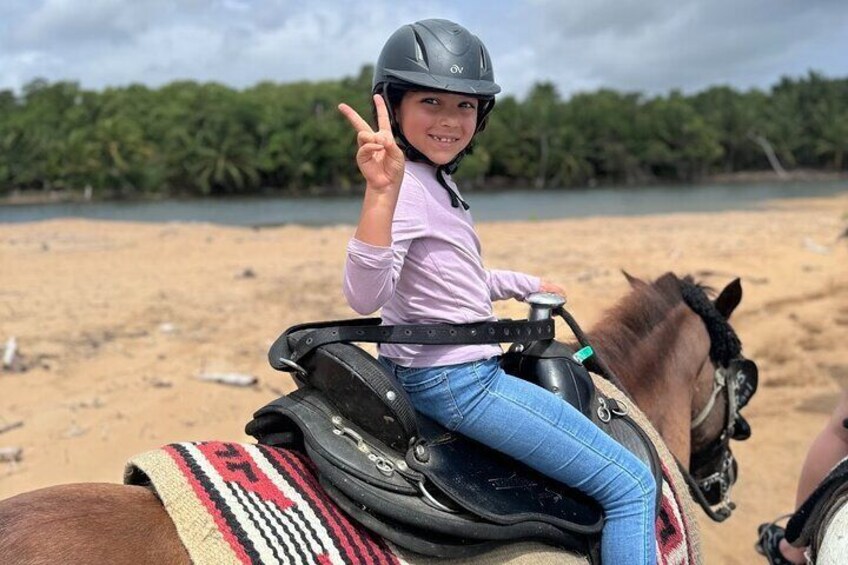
[
  {"xmin": 630, "ymin": 461, "xmax": 657, "ymax": 502},
  {"xmin": 607, "ymin": 461, "xmax": 656, "ymax": 509}
]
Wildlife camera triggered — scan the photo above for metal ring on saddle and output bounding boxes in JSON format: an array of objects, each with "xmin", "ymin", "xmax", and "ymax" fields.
[
  {"xmin": 373, "ymin": 456, "xmax": 395, "ymax": 476},
  {"xmin": 418, "ymin": 481, "xmax": 460, "ymax": 514},
  {"xmin": 597, "ymin": 397, "xmax": 612, "ymax": 423},
  {"xmin": 277, "ymin": 357, "xmax": 308, "ymax": 378}
]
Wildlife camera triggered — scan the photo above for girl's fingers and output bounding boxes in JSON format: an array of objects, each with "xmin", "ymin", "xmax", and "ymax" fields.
[
  {"xmin": 373, "ymin": 95, "xmax": 392, "ymax": 134},
  {"xmin": 338, "ymin": 103, "xmax": 373, "ymax": 134},
  {"xmin": 358, "ymin": 142, "xmax": 385, "ymax": 155},
  {"xmin": 386, "ymin": 140, "xmax": 404, "ymax": 160},
  {"xmin": 357, "ymin": 143, "xmax": 388, "ymax": 165},
  {"xmin": 360, "ymin": 130, "xmax": 396, "ymax": 150},
  {"xmin": 357, "ymin": 130, "xmax": 376, "ymax": 146}
]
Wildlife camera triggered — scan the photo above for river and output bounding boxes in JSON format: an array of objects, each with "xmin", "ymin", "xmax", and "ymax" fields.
[{"xmin": 0, "ymin": 180, "xmax": 845, "ymax": 227}]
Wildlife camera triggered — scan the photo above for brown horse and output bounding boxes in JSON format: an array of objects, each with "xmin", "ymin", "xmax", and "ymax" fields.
[{"xmin": 0, "ymin": 273, "xmax": 755, "ymax": 564}]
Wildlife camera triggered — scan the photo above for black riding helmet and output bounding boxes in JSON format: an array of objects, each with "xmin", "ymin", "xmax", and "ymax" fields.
[{"xmin": 372, "ymin": 19, "xmax": 501, "ymax": 209}]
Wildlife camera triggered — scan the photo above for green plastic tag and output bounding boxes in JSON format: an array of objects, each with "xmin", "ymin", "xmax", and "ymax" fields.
[{"xmin": 572, "ymin": 346, "xmax": 594, "ymax": 364}]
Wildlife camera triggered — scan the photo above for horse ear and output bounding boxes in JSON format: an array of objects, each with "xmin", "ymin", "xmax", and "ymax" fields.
[
  {"xmin": 714, "ymin": 278, "xmax": 742, "ymax": 318},
  {"xmin": 622, "ymin": 270, "xmax": 644, "ymax": 288}
]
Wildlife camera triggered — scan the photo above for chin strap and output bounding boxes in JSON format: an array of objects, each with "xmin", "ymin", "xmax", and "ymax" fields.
[
  {"xmin": 398, "ymin": 140, "xmax": 469, "ymax": 210},
  {"xmin": 435, "ymin": 167, "xmax": 469, "ymax": 210}
]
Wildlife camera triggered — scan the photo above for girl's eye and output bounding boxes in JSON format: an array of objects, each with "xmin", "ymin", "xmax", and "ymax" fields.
[
  {"xmin": 460, "ymin": 101, "xmax": 477, "ymax": 110},
  {"xmin": 421, "ymin": 97, "xmax": 439, "ymax": 105}
]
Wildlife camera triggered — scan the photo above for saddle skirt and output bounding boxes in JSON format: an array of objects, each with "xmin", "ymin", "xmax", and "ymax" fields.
[
  {"xmin": 246, "ymin": 339, "xmax": 673, "ymax": 560},
  {"xmin": 249, "ymin": 388, "xmax": 599, "ymax": 558}
]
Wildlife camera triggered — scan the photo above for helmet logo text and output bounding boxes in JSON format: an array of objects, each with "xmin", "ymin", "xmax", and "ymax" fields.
[{"xmin": 450, "ymin": 64, "xmax": 464, "ymax": 74}]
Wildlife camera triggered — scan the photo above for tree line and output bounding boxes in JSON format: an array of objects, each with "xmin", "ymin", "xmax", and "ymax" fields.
[{"xmin": 0, "ymin": 68, "xmax": 845, "ymax": 198}]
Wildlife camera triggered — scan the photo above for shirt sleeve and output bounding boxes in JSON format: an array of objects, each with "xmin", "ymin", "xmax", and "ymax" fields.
[
  {"xmin": 485, "ymin": 269, "xmax": 541, "ymax": 302},
  {"xmin": 342, "ymin": 175, "xmax": 428, "ymax": 315}
]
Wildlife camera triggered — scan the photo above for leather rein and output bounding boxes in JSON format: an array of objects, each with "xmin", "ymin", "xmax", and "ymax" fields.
[{"xmin": 556, "ymin": 294, "xmax": 754, "ymax": 523}]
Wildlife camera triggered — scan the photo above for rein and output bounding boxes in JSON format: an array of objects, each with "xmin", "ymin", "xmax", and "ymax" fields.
[
  {"xmin": 578, "ymin": 278, "xmax": 755, "ymax": 523},
  {"xmin": 555, "ymin": 288, "xmax": 747, "ymax": 522}
]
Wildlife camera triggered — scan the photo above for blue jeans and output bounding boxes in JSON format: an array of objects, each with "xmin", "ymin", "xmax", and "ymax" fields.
[{"xmin": 380, "ymin": 356, "xmax": 657, "ymax": 565}]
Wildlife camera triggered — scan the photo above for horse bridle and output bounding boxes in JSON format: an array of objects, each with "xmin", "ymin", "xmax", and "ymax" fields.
[
  {"xmin": 551, "ymin": 282, "xmax": 758, "ymax": 523},
  {"xmin": 685, "ymin": 357, "xmax": 758, "ymax": 521},
  {"xmin": 679, "ymin": 280, "xmax": 759, "ymax": 522}
]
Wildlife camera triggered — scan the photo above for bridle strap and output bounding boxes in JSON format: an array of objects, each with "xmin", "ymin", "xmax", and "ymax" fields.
[
  {"xmin": 681, "ymin": 361, "xmax": 742, "ymax": 522},
  {"xmin": 676, "ymin": 461, "xmax": 733, "ymax": 522},
  {"xmin": 691, "ymin": 368, "xmax": 727, "ymax": 428}
]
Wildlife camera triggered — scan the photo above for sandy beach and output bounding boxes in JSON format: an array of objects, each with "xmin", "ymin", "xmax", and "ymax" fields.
[{"xmin": 1, "ymin": 191, "xmax": 846, "ymax": 563}]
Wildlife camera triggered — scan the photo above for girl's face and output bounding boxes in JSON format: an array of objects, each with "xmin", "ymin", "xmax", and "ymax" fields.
[{"xmin": 396, "ymin": 90, "xmax": 479, "ymax": 165}]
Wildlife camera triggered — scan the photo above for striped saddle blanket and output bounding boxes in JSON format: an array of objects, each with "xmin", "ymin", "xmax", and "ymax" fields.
[{"xmin": 125, "ymin": 441, "xmax": 700, "ymax": 565}]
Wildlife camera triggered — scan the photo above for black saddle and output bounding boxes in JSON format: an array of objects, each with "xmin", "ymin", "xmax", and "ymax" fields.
[{"xmin": 246, "ymin": 317, "xmax": 663, "ymax": 560}]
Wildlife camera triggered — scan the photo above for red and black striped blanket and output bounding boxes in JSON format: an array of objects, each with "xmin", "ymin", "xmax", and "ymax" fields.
[{"xmin": 125, "ymin": 441, "xmax": 701, "ymax": 564}]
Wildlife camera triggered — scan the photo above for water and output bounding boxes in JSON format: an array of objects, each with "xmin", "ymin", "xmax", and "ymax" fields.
[{"xmin": 0, "ymin": 181, "xmax": 844, "ymax": 227}]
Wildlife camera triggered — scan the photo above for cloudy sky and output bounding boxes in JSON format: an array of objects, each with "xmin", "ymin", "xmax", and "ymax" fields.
[{"xmin": 1, "ymin": 0, "xmax": 847, "ymax": 99}]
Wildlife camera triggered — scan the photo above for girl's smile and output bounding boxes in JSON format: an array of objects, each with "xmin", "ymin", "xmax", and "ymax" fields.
[{"xmin": 396, "ymin": 91, "xmax": 479, "ymax": 165}]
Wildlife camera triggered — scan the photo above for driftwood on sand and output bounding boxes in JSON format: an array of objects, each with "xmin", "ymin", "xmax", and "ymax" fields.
[
  {"xmin": 196, "ymin": 372, "xmax": 257, "ymax": 387},
  {"xmin": 2, "ymin": 337, "xmax": 17, "ymax": 369},
  {"xmin": 0, "ymin": 447, "xmax": 22, "ymax": 463},
  {"xmin": 0, "ymin": 421, "xmax": 23, "ymax": 435}
]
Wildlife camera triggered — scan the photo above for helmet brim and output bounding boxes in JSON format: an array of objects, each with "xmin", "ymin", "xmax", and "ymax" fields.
[{"xmin": 385, "ymin": 69, "xmax": 501, "ymax": 97}]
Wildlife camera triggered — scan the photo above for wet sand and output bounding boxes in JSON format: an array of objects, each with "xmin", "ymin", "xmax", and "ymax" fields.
[{"xmin": 1, "ymin": 192, "xmax": 846, "ymax": 563}]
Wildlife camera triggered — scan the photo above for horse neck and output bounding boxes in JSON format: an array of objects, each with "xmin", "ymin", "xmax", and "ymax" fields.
[{"xmin": 589, "ymin": 303, "xmax": 711, "ymax": 463}]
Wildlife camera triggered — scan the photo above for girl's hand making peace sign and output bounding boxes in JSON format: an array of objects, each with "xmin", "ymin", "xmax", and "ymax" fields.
[{"xmin": 338, "ymin": 95, "xmax": 405, "ymax": 195}]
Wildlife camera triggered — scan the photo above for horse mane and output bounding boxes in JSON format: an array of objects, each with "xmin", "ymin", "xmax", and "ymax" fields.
[{"xmin": 588, "ymin": 272, "xmax": 708, "ymax": 387}]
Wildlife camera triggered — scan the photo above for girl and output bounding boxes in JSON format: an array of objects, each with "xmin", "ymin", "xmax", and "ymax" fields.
[{"xmin": 338, "ymin": 19, "xmax": 657, "ymax": 564}]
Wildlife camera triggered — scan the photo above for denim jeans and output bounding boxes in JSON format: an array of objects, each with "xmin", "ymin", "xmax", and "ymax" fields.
[{"xmin": 380, "ymin": 356, "xmax": 657, "ymax": 565}]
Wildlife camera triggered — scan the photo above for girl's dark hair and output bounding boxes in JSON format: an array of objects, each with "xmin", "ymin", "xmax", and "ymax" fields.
[{"xmin": 371, "ymin": 83, "xmax": 415, "ymax": 131}]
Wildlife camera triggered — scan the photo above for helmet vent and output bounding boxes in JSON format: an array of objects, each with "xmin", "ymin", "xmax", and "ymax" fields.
[
  {"xmin": 411, "ymin": 30, "xmax": 428, "ymax": 67},
  {"xmin": 479, "ymin": 46, "xmax": 487, "ymax": 72}
]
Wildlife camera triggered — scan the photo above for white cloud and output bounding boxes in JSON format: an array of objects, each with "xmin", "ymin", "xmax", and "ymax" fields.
[
  {"xmin": 9, "ymin": 0, "xmax": 182, "ymax": 47},
  {"xmin": 517, "ymin": 0, "xmax": 848, "ymax": 96}
]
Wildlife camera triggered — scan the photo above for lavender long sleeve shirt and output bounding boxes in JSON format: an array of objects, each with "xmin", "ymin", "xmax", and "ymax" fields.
[{"xmin": 344, "ymin": 162, "xmax": 540, "ymax": 367}]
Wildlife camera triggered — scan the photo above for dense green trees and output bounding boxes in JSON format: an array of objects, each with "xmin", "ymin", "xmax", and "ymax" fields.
[{"xmin": 0, "ymin": 70, "xmax": 845, "ymax": 198}]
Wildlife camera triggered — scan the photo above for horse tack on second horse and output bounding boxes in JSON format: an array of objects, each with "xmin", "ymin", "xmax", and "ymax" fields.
[
  {"xmin": 759, "ymin": 454, "xmax": 848, "ymax": 564},
  {"xmin": 246, "ymin": 272, "xmax": 760, "ymax": 562}
]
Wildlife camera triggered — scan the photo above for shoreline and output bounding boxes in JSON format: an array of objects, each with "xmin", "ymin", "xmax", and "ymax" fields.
[{"xmin": 2, "ymin": 169, "xmax": 846, "ymax": 208}]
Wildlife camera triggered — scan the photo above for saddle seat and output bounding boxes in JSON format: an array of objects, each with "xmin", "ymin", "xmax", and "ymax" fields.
[{"xmin": 247, "ymin": 329, "xmax": 663, "ymax": 559}]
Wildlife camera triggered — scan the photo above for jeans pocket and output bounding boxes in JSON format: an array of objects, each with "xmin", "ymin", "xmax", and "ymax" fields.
[{"xmin": 395, "ymin": 368, "xmax": 463, "ymax": 431}]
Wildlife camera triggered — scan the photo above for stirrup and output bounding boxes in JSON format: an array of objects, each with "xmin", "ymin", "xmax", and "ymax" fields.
[{"xmin": 755, "ymin": 517, "xmax": 801, "ymax": 565}]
